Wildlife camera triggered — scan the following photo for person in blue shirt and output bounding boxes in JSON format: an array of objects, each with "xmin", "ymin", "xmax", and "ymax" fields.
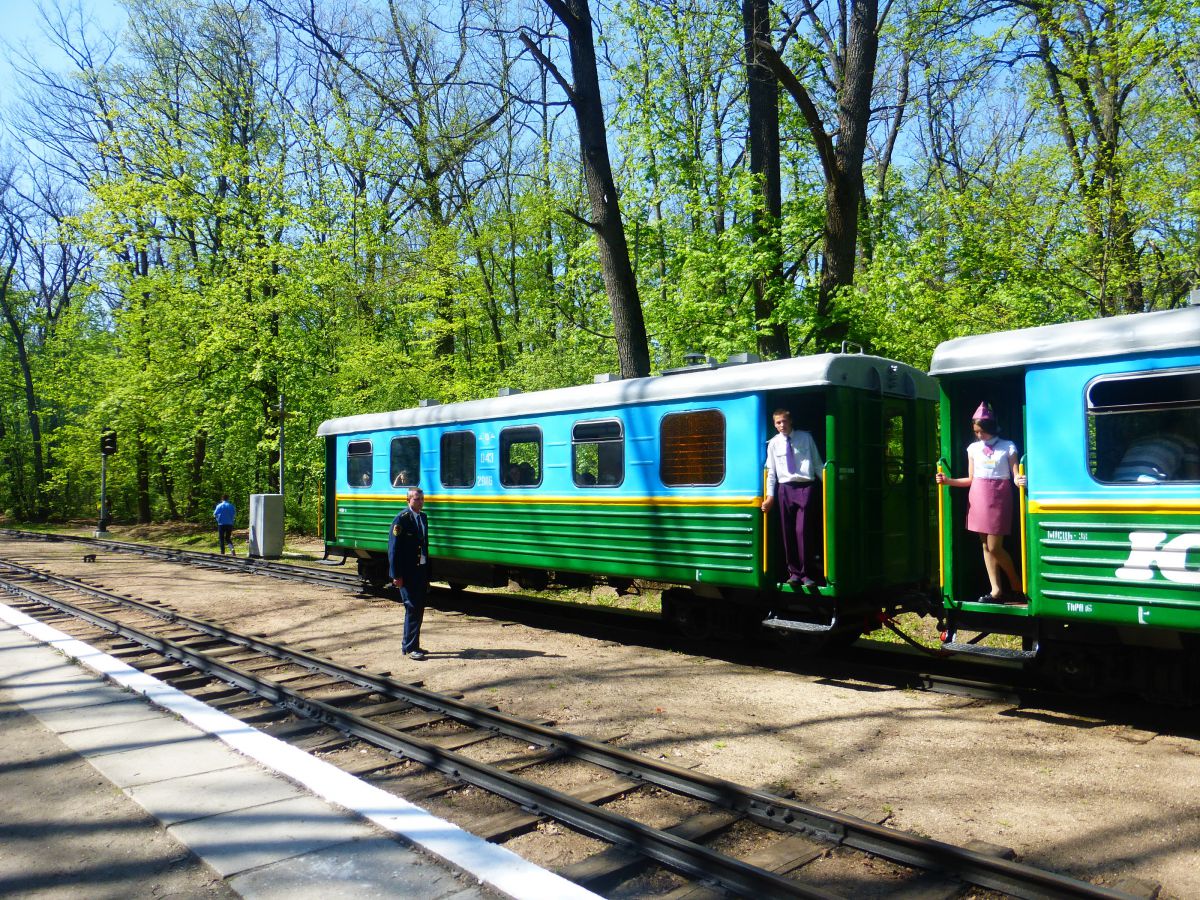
[{"xmin": 213, "ymin": 494, "xmax": 236, "ymax": 556}]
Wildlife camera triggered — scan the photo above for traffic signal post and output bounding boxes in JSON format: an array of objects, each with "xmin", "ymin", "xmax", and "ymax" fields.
[{"xmin": 97, "ymin": 430, "xmax": 116, "ymax": 536}]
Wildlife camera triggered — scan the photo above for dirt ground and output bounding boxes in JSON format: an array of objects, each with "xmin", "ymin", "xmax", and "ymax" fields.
[{"xmin": 1, "ymin": 527, "xmax": 1196, "ymax": 898}]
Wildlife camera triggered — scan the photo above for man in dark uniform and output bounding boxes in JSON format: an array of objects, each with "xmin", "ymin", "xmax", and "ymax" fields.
[{"xmin": 388, "ymin": 487, "xmax": 430, "ymax": 660}]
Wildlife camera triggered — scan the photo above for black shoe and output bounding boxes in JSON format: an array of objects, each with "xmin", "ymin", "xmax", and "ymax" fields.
[
  {"xmin": 800, "ymin": 577, "xmax": 817, "ymax": 587},
  {"xmin": 975, "ymin": 592, "xmax": 1002, "ymax": 604},
  {"xmin": 786, "ymin": 575, "xmax": 802, "ymax": 586},
  {"xmin": 1004, "ymin": 592, "xmax": 1029, "ymax": 605},
  {"xmin": 408, "ymin": 649, "xmax": 427, "ymax": 661}
]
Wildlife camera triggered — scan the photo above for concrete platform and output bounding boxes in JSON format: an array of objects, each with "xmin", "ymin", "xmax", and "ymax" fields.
[{"xmin": 0, "ymin": 603, "xmax": 600, "ymax": 899}]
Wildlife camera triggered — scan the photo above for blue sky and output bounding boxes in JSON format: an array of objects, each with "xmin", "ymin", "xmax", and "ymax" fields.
[{"xmin": 0, "ymin": 0, "xmax": 126, "ymax": 85}]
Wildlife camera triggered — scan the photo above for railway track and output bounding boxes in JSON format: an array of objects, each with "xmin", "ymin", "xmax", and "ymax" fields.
[
  {"xmin": 0, "ymin": 528, "xmax": 1035, "ymax": 702},
  {"xmin": 13, "ymin": 528, "xmax": 1190, "ymax": 729},
  {"xmin": 0, "ymin": 554, "xmax": 1140, "ymax": 899}
]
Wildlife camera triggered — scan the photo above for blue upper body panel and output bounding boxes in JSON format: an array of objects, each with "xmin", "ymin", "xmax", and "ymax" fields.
[
  {"xmin": 1026, "ymin": 348, "xmax": 1200, "ymax": 503},
  {"xmin": 334, "ymin": 394, "xmax": 767, "ymax": 499}
]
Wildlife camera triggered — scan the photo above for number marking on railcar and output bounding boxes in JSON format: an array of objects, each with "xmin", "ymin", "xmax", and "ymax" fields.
[{"xmin": 1046, "ymin": 530, "xmax": 1088, "ymax": 542}]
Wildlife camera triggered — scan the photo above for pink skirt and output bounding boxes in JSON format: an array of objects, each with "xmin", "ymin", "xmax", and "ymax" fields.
[{"xmin": 967, "ymin": 477, "xmax": 1013, "ymax": 535}]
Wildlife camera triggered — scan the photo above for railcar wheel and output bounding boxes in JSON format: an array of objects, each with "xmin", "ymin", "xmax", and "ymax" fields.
[
  {"xmin": 674, "ymin": 602, "xmax": 712, "ymax": 640},
  {"xmin": 514, "ymin": 569, "xmax": 550, "ymax": 591},
  {"xmin": 663, "ymin": 589, "xmax": 713, "ymax": 640},
  {"xmin": 1043, "ymin": 646, "xmax": 1103, "ymax": 696},
  {"xmin": 357, "ymin": 559, "xmax": 389, "ymax": 593}
]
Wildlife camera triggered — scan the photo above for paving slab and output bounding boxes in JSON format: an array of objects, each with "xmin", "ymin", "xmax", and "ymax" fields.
[
  {"xmin": 168, "ymin": 794, "xmax": 380, "ymax": 877},
  {"xmin": 227, "ymin": 834, "xmax": 479, "ymax": 899},
  {"xmin": 34, "ymin": 696, "xmax": 165, "ymax": 733},
  {"xmin": 0, "ymin": 648, "xmax": 134, "ymax": 703},
  {"xmin": 83, "ymin": 732, "xmax": 246, "ymax": 787},
  {"xmin": 55, "ymin": 710, "xmax": 223, "ymax": 758},
  {"xmin": 125, "ymin": 763, "xmax": 306, "ymax": 826},
  {"xmin": 0, "ymin": 685, "xmax": 235, "ymax": 900}
]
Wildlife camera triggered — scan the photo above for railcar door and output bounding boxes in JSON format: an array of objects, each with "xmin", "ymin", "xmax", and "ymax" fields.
[
  {"xmin": 879, "ymin": 398, "xmax": 918, "ymax": 582},
  {"xmin": 938, "ymin": 374, "xmax": 1027, "ymax": 605},
  {"xmin": 761, "ymin": 391, "xmax": 827, "ymax": 587}
]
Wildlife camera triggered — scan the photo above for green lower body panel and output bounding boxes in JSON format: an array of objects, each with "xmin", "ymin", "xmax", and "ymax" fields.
[
  {"xmin": 1030, "ymin": 512, "xmax": 1200, "ymax": 632},
  {"xmin": 332, "ymin": 498, "xmax": 762, "ymax": 589}
]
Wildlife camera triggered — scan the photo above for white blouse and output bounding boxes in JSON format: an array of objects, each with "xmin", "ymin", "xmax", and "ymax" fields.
[{"xmin": 967, "ymin": 438, "xmax": 1018, "ymax": 481}]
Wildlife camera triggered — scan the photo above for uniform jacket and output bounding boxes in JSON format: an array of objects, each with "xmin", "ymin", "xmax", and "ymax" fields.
[{"xmin": 387, "ymin": 507, "xmax": 430, "ymax": 585}]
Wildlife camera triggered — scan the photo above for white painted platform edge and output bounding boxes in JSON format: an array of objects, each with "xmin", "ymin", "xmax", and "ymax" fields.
[{"xmin": 0, "ymin": 602, "xmax": 600, "ymax": 900}]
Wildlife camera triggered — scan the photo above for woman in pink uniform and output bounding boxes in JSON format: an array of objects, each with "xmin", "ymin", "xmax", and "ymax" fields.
[{"xmin": 935, "ymin": 402, "xmax": 1027, "ymax": 603}]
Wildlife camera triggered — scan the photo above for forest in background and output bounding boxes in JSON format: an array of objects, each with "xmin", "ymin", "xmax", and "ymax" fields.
[{"xmin": 1, "ymin": 0, "xmax": 1197, "ymax": 529}]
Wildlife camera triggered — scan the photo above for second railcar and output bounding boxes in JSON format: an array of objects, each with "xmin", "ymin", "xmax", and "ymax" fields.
[
  {"xmin": 317, "ymin": 352, "xmax": 939, "ymax": 638},
  {"xmin": 931, "ymin": 305, "xmax": 1200, "ymax": 701}
]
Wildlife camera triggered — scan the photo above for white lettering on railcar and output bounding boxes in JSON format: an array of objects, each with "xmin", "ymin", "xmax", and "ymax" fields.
[
  {"xmin": 1046, "ymin": 529, "xmax": 1088, "ymax": 542},
  {"xmin": 478, "ymin": 474, "xmax": 494, "ymax": 487},
  {"xmin": 1115, "ymin": 531, "xmax": 1200, "ymax": 586},
  {"xmin": 1138, "ymin": 607, "xmax": 1151, "ymax": 625},
  {"xmin": 480, "ymin": 450, "xmax": 495, "ymax": 465},
  {"xmin": 478, "ymin": 431, "xmax": 495, "ymax": 447},
  {"xmin": 1066, "ymin": 602, "xmax": 1093, "ymax": 613}
]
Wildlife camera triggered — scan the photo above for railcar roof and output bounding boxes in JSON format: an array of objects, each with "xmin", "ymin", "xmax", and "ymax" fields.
[
  {"xmin": 317, "ymin": 353, "xmax": 937, "ymax": 436},
  {"xmin": 929, "ymin": 305, "xmax": 1200, "ymax": 376}
]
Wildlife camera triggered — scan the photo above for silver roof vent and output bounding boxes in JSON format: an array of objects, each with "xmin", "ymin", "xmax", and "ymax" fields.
[
  {"xmin": 418, "ymin": 398, "xmax": 439, "ymax": 407},
  {"xmin": 663, "ymin": 353, "xmax": 719, "ymax": 376},
  {"xmin": 1188, "ymin": 288, "xmax": 1200, "ymax": 307},
  {"xmin": 497, "ymin": 387, "xmax": 523, "ymax": 397},
  {"xmin": 723, "ymin": 352, "xmax": 761, "ymax": 366},
  {"xmin": 593, "ymin": 373, "xmax": 621, "ymax": 383}
]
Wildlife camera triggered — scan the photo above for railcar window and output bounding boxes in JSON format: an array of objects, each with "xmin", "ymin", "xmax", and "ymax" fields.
[
  {"xmin": 347, "ymin": 440, "xmax": 373, "ymax": 487},
  {"xmin": 573, "ymin": 419, "xmax": 624, "ymax": 487},
  {"xmin": 501, "ymin": 426, "xmax": 542, "ymax": 487},
  {"xmin": 885, "ymin": 414, "xmax": 905, "ymax": 485},
  {"xmin": 1087, "ymin": 368, "xmax": 1200, "ymax": 483},
  {"xmin": 440, "ymin": 432, "xmax": 476, "ymax": 488},
  {"xmin": 660, "ymin": 410, "xmax": 725, "ymax": 486},
  {"xmin": 389, "ymin": 437, "xmax": 420, "ymax": 488}
]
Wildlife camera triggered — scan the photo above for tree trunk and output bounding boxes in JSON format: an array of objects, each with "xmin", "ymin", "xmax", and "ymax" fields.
[
  {"xmin": 742, "ymin": 0, "xmax": 790, "ymax": 360},
  {"xmin": 756, "ymin": 0, "xmax": 879, "ymax": 350},
  {"xmin": 817, "ymin": 168, "xmax": 862, "ymax": 347},
  {"xmin": 532, "ymin": 0, "xmax": 651, "ymax": 378},
  {"xmin": 185, "ymin": 429, "xmax": 207, "ymax": 519},
  {"xmin": 136, "ymin": 428, "xmax": 152, "ymax": 523}
]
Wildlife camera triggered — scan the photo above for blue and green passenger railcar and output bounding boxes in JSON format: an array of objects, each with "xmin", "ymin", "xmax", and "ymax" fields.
[
  {"xmin": 930, "ymin": 305, "xmax": 1200, "ymax": 699},
  {"xmin": 317, "ymin": 352, "xmax": 939, "ymax": 637}
]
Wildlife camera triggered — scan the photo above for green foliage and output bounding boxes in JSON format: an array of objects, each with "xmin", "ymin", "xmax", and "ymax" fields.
[{"xmin": 1, "ymin": 0, "xmax": 1196, "ymax": 529}]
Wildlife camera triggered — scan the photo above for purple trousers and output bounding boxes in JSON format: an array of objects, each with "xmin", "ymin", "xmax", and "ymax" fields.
[{"xmin": 777, "ymin": 480, "xmax": 820, "ymax": 581}]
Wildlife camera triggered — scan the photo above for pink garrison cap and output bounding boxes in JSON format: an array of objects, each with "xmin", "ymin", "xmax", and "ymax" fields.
[{"xmin": 972, "ymin": 401, "xmax": 994, "ymax": 420}]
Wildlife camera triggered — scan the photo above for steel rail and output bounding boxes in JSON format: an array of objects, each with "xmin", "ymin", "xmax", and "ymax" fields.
[
  {"xmin": 0, "ymin": 529, "xmax": 358, "ymax": 590},
  {"xmin": 0, "ymin": 571, "xmax": 830, "ymax": 900},
  {"xmin": 0, "ymin": 559, "xmax": 1135, "ymax": 900}
]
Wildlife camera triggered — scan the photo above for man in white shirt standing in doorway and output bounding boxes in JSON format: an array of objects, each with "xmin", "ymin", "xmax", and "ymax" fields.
[{"xmin": 761, "ymin": 409, "xmax": 823, "ymax": 587}]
